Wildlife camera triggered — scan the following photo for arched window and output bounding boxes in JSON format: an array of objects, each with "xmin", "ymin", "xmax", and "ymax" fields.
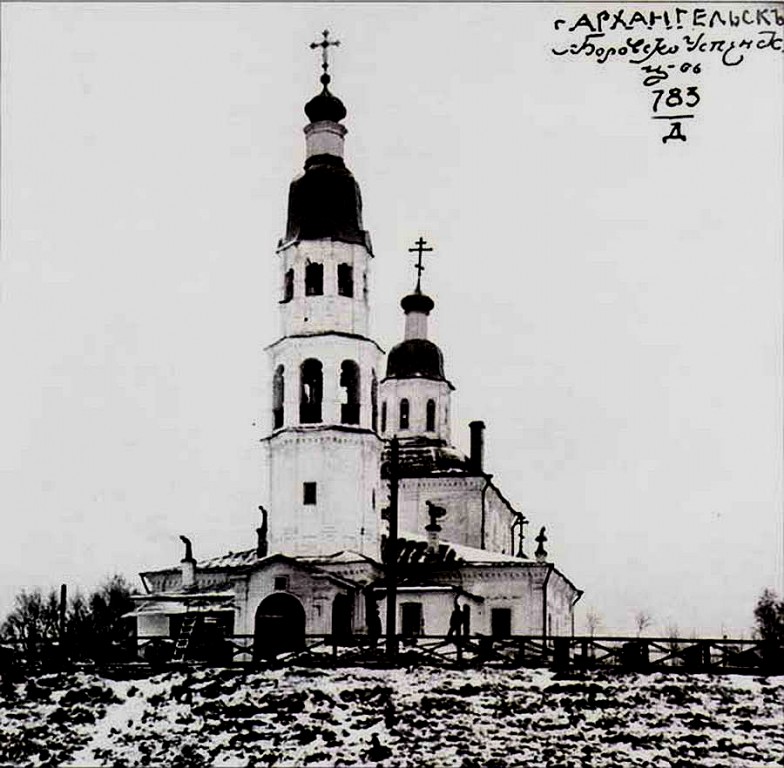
[
  {"xmin": 371, "ymin": 370, "xmax": 378, "ymax": 432},
  {"xmin": 340, "ymin": 360, "xmax": 360, "ymax": 425},
  {"xmin": 273, "ymin": 365, "xmax": 285, "ymax": 429},
  {"xmin": 426, "ymin": 399, "xmax": 436, "ymax": 432},
  {"xmin": 381, "ymin": 401, "xmax": 387, "ymax": 433},
  {"xmin": 305, "ymin": 262, "xmax": 323, "ymax": 296},
  {"xmin": 399, "ymin": 398, "xmax": 409, "ymax": 430},
  {"xmin": 282, "ymin": 268, "xmax": 294, "ymax": 303},
  {"xmin": 300, "ymin": 359, "xmax": 323, "ymax": 423},
  {"xmin": 337, "ymin": 263, "xmax": 354, "ymax": 297}
]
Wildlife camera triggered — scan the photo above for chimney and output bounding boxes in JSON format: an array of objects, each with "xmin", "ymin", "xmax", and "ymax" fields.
[
  {"xmin": 181, "ymin": 558, "xmax": 196, "ymax": 589},
  {"xmin": 179, "ymin": 534, "xmax": 196, "ymax": 589},
  {"xmin": 469, "ymin": 421, "xmax": 485, "ymax": 473}
]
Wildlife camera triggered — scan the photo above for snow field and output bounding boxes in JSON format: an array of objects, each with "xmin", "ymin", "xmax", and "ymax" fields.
[{"xmin": 0, "ymin": 666, "xmax": 782, "ymax": 766}]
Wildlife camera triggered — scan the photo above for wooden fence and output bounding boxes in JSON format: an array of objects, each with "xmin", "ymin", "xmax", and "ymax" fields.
[{"xmin": 131, "ymin": 633, "xmax": 780, "ymax": 674}]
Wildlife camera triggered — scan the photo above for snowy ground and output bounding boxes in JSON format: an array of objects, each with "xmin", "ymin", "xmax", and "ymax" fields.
[{"xmin": 0, "ymin": 666, "xmax": 782, "ymax": 767}]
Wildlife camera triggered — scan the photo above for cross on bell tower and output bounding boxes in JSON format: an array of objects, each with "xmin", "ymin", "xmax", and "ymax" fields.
[
  {"xmin": 408, "ymin": 236, "xmax": 433, "ymax": 293},
  {"xmin": 309, "ymin": 29, "xmax": 341, "ymax": 82}
]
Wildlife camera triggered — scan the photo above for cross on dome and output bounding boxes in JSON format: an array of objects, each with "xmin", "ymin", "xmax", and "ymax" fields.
[
  {"xmin": 309, "ymin": 29, "xmax": 341, "ymax": 84},
  {"xmin": 408, "ymin": 236, "xmax": 433, "ymax": 293}
]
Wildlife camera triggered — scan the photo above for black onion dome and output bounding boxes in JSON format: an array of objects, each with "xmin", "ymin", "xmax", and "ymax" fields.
[
  {"xmin": 401, "ymin": 292, "xmax": 434, "ymax": 315},
  {"xmin": 304, "ymin": 82, "xmax": 347, "ymax": 123},
  {"xmin": 386, "ymin": 339, "xmax": 446, "ymax": 381},
  {"xmin": 285, "ymin": 155, "xmax": 366, "ymax": 244}
]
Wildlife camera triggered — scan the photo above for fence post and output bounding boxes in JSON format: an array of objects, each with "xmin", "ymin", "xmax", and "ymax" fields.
[{"xmin": 553, "ymin": 637, "xmax": 570, "ymax": 671}]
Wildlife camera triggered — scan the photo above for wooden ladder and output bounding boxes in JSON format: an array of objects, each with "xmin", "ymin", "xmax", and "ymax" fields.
[{"xmin": 173, "ymin": 614, "xmax": 198, "ymax": 661}]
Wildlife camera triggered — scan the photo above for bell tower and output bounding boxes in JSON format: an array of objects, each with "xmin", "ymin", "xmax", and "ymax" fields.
[{"xmin": 264, "ymin": 32, "xmax": 383, "ymax": 558}]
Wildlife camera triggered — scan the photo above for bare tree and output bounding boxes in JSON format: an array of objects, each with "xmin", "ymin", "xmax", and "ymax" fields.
[
  {"xmin": 0, "ymin": 588, "xmax": 61, "ymax": 658},
  {"xmin": 585, "ymin": 608, "xmax": 602, "ymax": 638},
  {"xmin": 1, "ymin": 575, "xmax": 136, "ymax": 662},
  {"xmin": 664, "ymin": 622, "xmax": 681, "ymax": 666},
  {"xmin": 634, "ymin": 610, "xmax": 653, "ymax": 637},
  {"xmin": 754, "ymin": 589, "xmax": 784, "ymax": 645}
]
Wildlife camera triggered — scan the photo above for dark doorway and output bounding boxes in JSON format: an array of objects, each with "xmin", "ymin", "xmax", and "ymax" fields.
[
  {"xmin": 253, "ymin": 593, "xmax": 306, "ymax": 661},
  {"xmin": 401, "ymin": 602, "xmax": 423, "ymax": 637},
  {"xmin": 491, "ymin": 608, "xmax": 512, "ymax": 639},
  {"xmin": 331, "ymin": 593, "xmax": 353, "ymax": 642}
]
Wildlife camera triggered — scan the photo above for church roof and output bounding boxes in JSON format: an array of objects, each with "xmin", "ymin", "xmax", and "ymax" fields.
[
  {"xmin": 393, "ymin": 532, "xmax": 529, "ymax": 566},
  {"xmin": 385, "ymin": 338, "xmax": 447, "ymax": 381},
  {"xmin": 285, "ymin": 156, "xmax": 368, "ymax": 247},
  {"xmin": 304, "ymin": 85, "xmax": 347, "ymax": 123},
  {"xmin": 381, "ymin": 436, "xmax": 472, "ymax": 477}
]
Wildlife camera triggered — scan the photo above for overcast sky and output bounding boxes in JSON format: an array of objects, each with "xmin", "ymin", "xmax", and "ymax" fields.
[{"xmin": 1, "ymin": 3, "xmax": 782, "ymax": 637}]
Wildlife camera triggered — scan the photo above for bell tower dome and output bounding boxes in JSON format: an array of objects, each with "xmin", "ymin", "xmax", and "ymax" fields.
[
  {"xmin": 264, "ymin": 32, "xmax": 383, "ymax": 558},
  {"xmin": 379, "ymin": 238, "xmax": 455, "ymax": 446}
]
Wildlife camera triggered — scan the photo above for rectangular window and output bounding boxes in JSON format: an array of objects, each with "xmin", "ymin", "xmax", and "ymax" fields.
[
  {"xmin": 282, "ymin": 268, "xmax": 294, "ymax": 303},
  {"xmin": 401, "ymin": 602, "xmax": 423, "ymax": 637},
  {"xmin": 274, "ymin": 576, "xmax": 289, "ymax": 591},
  {"xmin": 305, "ymin": 263, "xmax": 323, "ymax": 296},
  {"xmin": 399, "ymin": 399, "xmax": 409, "ymax": 430},
  {"xmin": 337, "ymin": 263, "xmax": 354, "ymax": 297},
  {"xmin": 303, "ymin": 482, "xmax": 317, "ymax": 505},
  {"xmin": 491, "ymin": 608, "xmax": 512, "ymax": 639}
]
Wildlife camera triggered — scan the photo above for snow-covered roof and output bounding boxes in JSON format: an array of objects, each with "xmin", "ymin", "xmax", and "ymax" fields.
[{"xmin": 396, "ymin": 531, "xmax": 531, "ymax": 566}]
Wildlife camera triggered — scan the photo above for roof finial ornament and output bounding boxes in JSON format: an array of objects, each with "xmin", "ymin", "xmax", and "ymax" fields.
[
  {"xmin": 408, "ymin": 236, "xmax": 434, "ymax": 293},
  {"xmin": 309, "ymin": 29, "xmax": 341, "ymax": 87}
]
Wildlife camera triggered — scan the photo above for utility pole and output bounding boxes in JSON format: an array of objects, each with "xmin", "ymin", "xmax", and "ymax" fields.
[
  {"xmin": 385, "ymin": 437, "xmax": 399, "ymax": 661},
  {"xmin": 58, "ymin": 584, "xmax": 67, "ymax": 661}
]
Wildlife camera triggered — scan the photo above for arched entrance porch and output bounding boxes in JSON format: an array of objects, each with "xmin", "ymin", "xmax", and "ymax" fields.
[{"xmin": 253, "ymin": 593, "xmax": 306, "ymax": 661}]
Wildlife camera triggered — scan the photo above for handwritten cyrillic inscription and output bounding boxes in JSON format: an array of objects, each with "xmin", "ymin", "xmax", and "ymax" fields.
[{"xmin": 552, "ymin": 6, "xmax": 782, "ymax": 143}]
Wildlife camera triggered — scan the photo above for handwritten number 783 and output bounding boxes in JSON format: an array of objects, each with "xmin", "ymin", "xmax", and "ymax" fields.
[{"xmin": 652, "ymin": 87, "xmax": 700, "ymax": 113}]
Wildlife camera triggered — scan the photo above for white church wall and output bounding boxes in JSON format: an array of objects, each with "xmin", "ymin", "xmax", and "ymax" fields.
[
  {"xmin": 267, "ymin": 333, "xmax": 382, "ymax": 433},
  {"xmin": 455, "ymin": 565, "xmax": 551, "ymax": 635},
  {"xmin": 276, "ymin": 239, "xmax": 373, "ymax": 339},
  {"xmin": 396, "ymin": 475, "xmax": 485, "ymax": 550},
  {"xmin": 379, "ymin": 377, "xmax": 452, "ymax": 442},
  {"xmin": 483, "ymin": 483, "xmax": 518, "ymax": 555},
  {"xmin": 236, "ymin": 562, "xmax": 352, "ymax": 636},
  {"xmin": 266, "ymin": 429, "xmax": 382, "ymax": 557},
  {"xmin": 546, "ymin": 572, "xmax": 578, "ymax": 637},
  {"xmin": 137, "ymin": 613, "xmax": 170, "ymax": 639},
  {"xmin": 375, "ymin": 589, "xmax": 473, "ymax": 637}
]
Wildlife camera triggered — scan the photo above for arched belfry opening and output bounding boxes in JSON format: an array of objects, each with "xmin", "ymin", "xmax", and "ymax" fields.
[
  {"xmin": 253, "ymin": 593, "xmax": 306, "ymax": 660},
  {"xmin": 273, "ymin": 365, "xmax": 285, "ymax": 429},
  {"xmin": 340, "ymin": 360, "xmax": 360, "ymax": 425},
  {"xmin": 300, "ymin": 359, "xmax": 323, "ymax": 423}
]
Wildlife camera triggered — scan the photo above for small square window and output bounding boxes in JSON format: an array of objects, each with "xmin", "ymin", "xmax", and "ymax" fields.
[
  {"xmin": 274, "ymin": 576, "xmax": 289, "ymax": 591},
  {"xmin": 303, "ymin": 482, "xmax": 317, "ymax": 505}
]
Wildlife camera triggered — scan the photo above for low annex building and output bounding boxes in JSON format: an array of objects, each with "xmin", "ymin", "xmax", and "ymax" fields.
[{"xmin": 130, "ymin": 34, "xmax": 582, "ymax": 661}]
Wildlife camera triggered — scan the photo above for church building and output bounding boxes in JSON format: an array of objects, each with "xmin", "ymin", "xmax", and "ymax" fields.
[{"xmin": 129, "ymin": 34, "xmax": 582, "ymax": 661}]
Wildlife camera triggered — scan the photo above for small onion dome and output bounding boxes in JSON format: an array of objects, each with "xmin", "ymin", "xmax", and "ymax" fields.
[
  {"xmin": 304, "ymin": 76, "xmax": 347, "ymax": 123},
  {"xmin": 400, "ymin": 292, "xmax": 434, "ymax": 315},
  {"xmin": 386, "ymin": 338, "xmax": 446, "ymax": 381}
]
